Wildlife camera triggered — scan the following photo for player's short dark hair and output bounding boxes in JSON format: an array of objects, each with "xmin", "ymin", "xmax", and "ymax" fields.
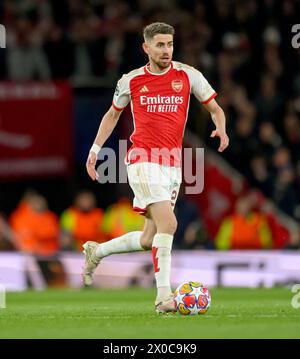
[{"xmin": 143, "ymin": 22, "xmax": 175, "ymax": 41}]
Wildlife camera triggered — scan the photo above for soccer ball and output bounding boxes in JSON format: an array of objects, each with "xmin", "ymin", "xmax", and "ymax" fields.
[{"xmin": 174, "ymin": 281, "xmax": 211, "ymax": 315}]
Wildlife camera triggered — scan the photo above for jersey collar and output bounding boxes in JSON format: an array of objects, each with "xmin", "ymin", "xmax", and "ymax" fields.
[{"xmin": 144, "ymin": 62, "xmax": 173, "ymax": 76}]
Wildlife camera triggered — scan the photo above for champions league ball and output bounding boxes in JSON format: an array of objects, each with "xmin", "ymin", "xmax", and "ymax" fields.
[{"xmin": 174, "ymin": 281, "xmax": 211, "ymax": 315}]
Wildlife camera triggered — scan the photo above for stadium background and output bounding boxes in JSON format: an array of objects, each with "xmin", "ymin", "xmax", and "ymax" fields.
[{"xmin": 0, "ymin": 0, "xmax": 300, "ymax": 339}]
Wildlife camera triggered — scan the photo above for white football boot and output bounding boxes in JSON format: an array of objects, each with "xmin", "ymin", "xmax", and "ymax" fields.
[
  {"xmin": 82, "ymin": 241, "xmax": 101, "ymax": 286},
  {"xmin": 155, "ymin": 295, "xmax": 176, "ymax": 314}
]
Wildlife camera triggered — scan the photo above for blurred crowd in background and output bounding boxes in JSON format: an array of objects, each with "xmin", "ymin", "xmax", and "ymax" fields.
[
  {"xmin": 0, "ymin": 189, "xmax": 143, "ymax": 255},
  {"xmin": 0, "ymin": 188, "xmax": 211, "ymax": 254},
  {"xmin": 0, "ymin": 0, "xmax": 300, "ymax": 252},
  {"xmin": 0, "ymin": 186, "xmax": 290, "ymax": 255}
]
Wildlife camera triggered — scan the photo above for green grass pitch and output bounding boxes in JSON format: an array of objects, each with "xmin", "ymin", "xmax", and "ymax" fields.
[{"xmin": 0, "ymin": 287, "xmax": 299, "ymax": 338}]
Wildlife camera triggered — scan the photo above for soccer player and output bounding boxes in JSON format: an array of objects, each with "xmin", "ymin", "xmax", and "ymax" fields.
[{"xmin": 83, "ymin": 22, "xmax": 229, "ymax": 313}]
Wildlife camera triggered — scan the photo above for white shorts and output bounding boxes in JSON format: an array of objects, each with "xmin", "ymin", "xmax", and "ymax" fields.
[{"xmin": 127, "ymin": 162, "xmax": 182, "ymax": 215}]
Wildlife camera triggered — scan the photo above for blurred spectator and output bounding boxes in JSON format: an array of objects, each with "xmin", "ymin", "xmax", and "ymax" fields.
[
  {"xmin": 262, "ymin": 26, "xmax": 282, "ymax": 78},
  {"xmin": 287, "ymin": 226, "xmax": 300, "ymax": 250},
  {"xmin": 225, "ymin": 112, "xmax": 259, "ymax": 173},
  {"xmin": 43, "ymin": 21, "xmax": 74, "ymax": 79},
  {"xmin": 6, "ymin": 16, "xmax": 51, "ymax": 81},
  {"xmin": 255, "ymin": 74, "xmax": 283, "ymax": 127},
  {"xmin": 216, "ymin": 192, "xmax": 272, "ymax": 249},
  {"xmin": 173, "ymin": 190, "xmax": 209, "ymax": 249},
  {"xmin": 283, "ymin": 113, "xmax": 300, "ymax": 162},
  {"xmin": 247, "ymin": 153, "xmax": 272, "ymax": 196},
  {"xmin": 261, "ymin": 200, "xmax": 296, "ymax": 249},
  {"xmin": 0, "ymin": 214, "xmax": 16, "ymax": 250},
  {"xmin": 174, "ymin": 191, "xmax": 198, "ymax": 248},
  {"xmin": 258, "ymin": 121, "xmax": 282, "ymax": 158},
  {"xmin": 272, "ymin": 146, "xmax": 293, "ymax": 173},
  {"xmin": 68, "ymin": 17, "xmax": 107, "ymax": 82},
  {"xmin": 102, "ymin": 197, "xmax": 144, "ymax": 240},
  {"xmin": 10, "ymin": 191, "xmax": 59, "ymax": 256},
  {"xmin": 180, "ymin": 221, "xmax": 210, "ymax": 250},
  {"xmin": 60, "ymin": 190, "xmax": 106, "ymax": 250},
  {"xmin": 271, "ymin": 167, "xmax": 297, "ymax": 218}
]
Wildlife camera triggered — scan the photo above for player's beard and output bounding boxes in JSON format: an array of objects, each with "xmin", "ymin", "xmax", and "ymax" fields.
[{"xmin": 154, "ymin": 57, "xmax": 172, "ymax": 70}]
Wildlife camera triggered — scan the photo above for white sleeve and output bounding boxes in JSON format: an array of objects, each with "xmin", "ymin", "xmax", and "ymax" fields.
[
  {"xmin": 112, "ymin": 75, "xmax": 131, "ymax": 110},
  {"xmin": 185, "ymin": 66, "xmax": 217, "ymax": 104}
]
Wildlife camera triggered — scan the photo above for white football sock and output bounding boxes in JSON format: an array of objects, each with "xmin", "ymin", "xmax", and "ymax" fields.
[
  {"xmin": 152, "ymin": 233, "xmax": 173, "ymax": 301},
  {"xmin": 95, "ymin": 231, "xmax": 144, "ymax": 258}
]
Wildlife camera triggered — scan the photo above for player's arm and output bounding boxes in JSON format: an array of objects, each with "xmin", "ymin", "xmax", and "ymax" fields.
[
  {"xmin": 86, "ymin": 106, "xmax": 123, "ymax": 181},
  {"xmin": 203, "ymin": 99, "xmax": 229, "ymax": 152},
  {"xmin": 185, "ymin": 65, "xmax": 229, "ymax": 152}
]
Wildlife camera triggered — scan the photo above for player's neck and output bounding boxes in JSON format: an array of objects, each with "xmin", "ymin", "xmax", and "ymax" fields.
[{"xmin": 147, "ymin": 61, "xmax": 171, "ymax": 74}]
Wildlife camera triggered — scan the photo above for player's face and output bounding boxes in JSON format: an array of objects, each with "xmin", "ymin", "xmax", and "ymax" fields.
[{"xmin": 144, "ymin": 34, "xmax": 173, "ymax": 69}]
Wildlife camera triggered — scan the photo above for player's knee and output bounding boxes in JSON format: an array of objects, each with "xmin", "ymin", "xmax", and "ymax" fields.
[
  {"xmin": 168, "ymin": 217, "xmax": 178, "ymax": 234},
  {"xmin": 140, "ymin": 235, "xmax": 153, "ymax": 250},
  {"xmin": 159, "ymin": 217, "xmax": 177, "ymax": 235}
]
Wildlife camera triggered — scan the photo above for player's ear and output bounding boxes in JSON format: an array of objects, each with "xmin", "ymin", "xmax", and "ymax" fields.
[{"xmin": 142, "ymin": 42, "xmax": 149, "ymax": 55}]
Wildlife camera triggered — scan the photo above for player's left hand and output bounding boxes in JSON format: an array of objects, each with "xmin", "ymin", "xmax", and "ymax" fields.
[
  {"xmin": 86, "ymin": 151, "xmax": 99, "ymax": 181},
  {"xmin": 210, "ymin": 129, "xmax": 229, "ymax": 152}
]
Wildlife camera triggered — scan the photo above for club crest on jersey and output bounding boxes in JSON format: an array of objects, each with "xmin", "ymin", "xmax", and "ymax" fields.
[{"xmin": 171, "ymin": 80, "xmax": 183, "ymax": 92}]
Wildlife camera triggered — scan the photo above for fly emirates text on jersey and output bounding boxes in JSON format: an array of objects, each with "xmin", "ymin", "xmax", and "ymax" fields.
[{"xmin": 140, "ymin": 94, "xmax": 184, "ymax": 113}]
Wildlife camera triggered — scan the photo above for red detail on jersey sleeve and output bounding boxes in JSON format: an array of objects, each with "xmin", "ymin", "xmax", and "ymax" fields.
[
  {"xmin": 112, "ymin": 101, "xmax": 125, "ymax": 111},
  {"xmin": 152, "ymin": 247, "xmax": 160, "ymax": 273},
  {"xmin": 201, "ymin": 92, "xmax": 217, "ymax": 104}
]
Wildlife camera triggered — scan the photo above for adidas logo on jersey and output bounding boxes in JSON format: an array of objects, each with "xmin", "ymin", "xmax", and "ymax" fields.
[{"xmin": 139, "ymin": 85, "xmax": 149, "ymax": 92}]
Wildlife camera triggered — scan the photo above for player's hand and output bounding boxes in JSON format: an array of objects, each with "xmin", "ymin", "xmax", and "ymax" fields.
[
  {"xmin": 210, "ymin": 128, "xmax": 229, "ymax": 152},
  {"xmin": 86, "ymin": 151, "xmax": 99, "ymax": 181}
]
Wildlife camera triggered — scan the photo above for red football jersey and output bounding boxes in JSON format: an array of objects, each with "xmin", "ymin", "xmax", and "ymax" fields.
[{"xmin": 112, "ymin": 61, "xmax": 217, "ymax": 166}]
